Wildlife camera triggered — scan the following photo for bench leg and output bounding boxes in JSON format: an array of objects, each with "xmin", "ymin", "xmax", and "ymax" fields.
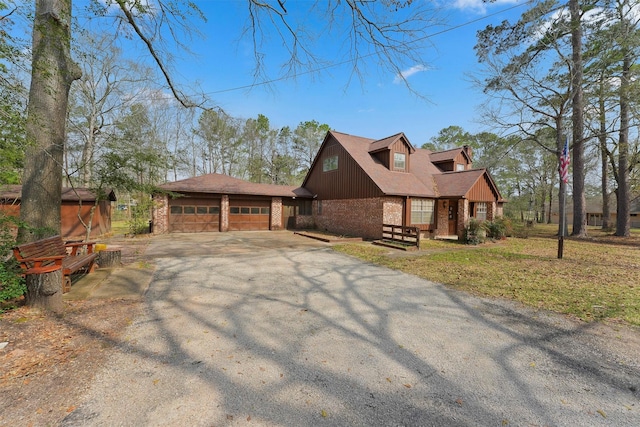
[{"xmin": 63, "ymin": 276, "xmax": 72, "ymax": 293}]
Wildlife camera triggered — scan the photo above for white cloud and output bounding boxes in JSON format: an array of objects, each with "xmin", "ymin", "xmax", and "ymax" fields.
[
  {"xmin": 451, "ymin": 0, "xmax": 522, "ymax": 14},
  {"xmin": 393, "ymin": 64, "xmax": 429, "ymax": 84}
]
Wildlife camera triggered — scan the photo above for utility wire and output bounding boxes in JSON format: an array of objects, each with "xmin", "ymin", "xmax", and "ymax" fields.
[{"xmin": 206, "ymin": 1, "xmax": 531, "ymax": 95}]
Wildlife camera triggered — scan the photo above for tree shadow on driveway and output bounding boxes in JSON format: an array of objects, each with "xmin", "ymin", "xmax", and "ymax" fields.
[{"xmin": 63, "ymin": 232, "xmax": 640, "ymax": 426}]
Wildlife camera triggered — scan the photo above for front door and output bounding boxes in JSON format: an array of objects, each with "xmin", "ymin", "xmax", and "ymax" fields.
[{"xmin": 448, "ymin": 200, "xmax": 458, "ymax": 235}]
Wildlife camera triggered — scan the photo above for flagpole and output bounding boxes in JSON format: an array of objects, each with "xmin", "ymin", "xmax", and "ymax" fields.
[{"xmin": 558, "ymin": 182, "xmax": 565, "ymax": 259}]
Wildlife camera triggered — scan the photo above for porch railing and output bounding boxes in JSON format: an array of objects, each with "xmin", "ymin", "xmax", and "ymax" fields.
[{"xmin": 381, "ymin": 224, "xmax": 421, "ymax": 249}]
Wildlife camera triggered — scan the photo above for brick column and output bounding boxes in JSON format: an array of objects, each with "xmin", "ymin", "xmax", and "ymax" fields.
[
  {"xmin": 271, "ymin": 197, "xmax": 282, "ymax": 230},
  {"xmin": 220, "ymin": 195, "xmax": 229, "ymax": 232},
  {"xmin": 152, "ymin": 194, "xmax": 168, "ymax": 234},
  {"xmin": 458, "ymin": 200, "xmax": 468, "ymax": 239}
]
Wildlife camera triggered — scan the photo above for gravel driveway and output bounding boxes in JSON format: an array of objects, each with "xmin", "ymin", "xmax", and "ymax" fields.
[{"xmin": 63, "ymin": 231, "xmax": 639, "ymax": 426}]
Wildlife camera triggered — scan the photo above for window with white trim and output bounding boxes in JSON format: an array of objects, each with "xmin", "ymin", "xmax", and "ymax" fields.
[
  {"xmin": 394, "ymin": 153, "xmax": 406, "ymax": 170},
  {"xmin": 411, "ymin": 199, "xmax": 435, "ymax": 225},
  {"xmin": 476, "ymin": 202, "xmax": 487, "ymax": 221},
  {"xmin": 456, "ymin": 163, "xmax": 465, "ymax": 171}
]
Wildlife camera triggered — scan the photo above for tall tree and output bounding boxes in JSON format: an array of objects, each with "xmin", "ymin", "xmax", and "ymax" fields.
[
  {"xmin": 609, "ymin": 0, "xmax": 640, "ymax": 237},
  {"xmin": 196, "ymin": 109, "xmax": 243, "ymax": 176},
  {"xmin": 18, "ymin": 0, "xmax": 82, "ymax": 242},
  {"xmin": 569, "ymin": 0, "xmax": 587, "ymax": 237},
  {"xmin": 585, "ymin": 0, "xmax": 640, "ymax": 236},
  {"xmin": 474, "ymin": 0, "xmax": 574, "ymax": 236},
  {"xmin": 292, "ymin": 120, "xmax": 330, "ymax": 176},
  {"xmin": 66, "ymin": 33, "xmax": 147, "ymax": 186}
]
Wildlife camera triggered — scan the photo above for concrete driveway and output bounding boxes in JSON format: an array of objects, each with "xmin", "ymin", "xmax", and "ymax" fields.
[{"xmin": 64, "ymin": 231, "xmax": 639, "ymax": 426}]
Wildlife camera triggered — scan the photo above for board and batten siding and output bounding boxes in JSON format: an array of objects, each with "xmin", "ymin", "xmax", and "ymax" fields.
[
  {"xmin": 466, "ymin": 175, "xmax": 499, "ymax": 201},
  {"xmin": 304, "ymin": 138, "xmax": 383, "ymax": 200},
  {"xmin": 372, "ymin": 140, "xmax": 411, "ymax": 172}
]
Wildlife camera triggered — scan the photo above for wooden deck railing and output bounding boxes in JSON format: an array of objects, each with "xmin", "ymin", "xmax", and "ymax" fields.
[{"xmin": 381, "ymin": 224, "xmax": 421, "ymax": 249}]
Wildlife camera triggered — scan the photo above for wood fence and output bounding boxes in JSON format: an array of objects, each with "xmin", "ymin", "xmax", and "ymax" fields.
[{"xmin": 381, "ymin": 224, "xmax": 421, "ymax": 249}]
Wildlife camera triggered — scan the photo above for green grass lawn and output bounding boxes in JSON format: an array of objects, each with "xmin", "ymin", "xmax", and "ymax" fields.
[{"xmin": 334, "ymin": 223, "xmax": 640, "ymax": 326}]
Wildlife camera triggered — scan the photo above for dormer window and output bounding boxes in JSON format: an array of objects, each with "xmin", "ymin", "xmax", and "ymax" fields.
[
  {"xmin": 456, "ymin": 163, "xmax": 465, "ymax": 171},
  {"xmin": 394, "ymin": 153, "xmax": 406, "ymax": 171}
]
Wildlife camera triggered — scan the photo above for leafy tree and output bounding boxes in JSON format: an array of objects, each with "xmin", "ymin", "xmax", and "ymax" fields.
[
  {"xmin": 0, "ymin": 2, "xmax": 27, "ymax": 185},
  {"xmin": 292, "ymin": 120, "xmax": 330, "ymax": 177},
  {"xmin": 196, "ymin": 109, "xmax": 244, "ymax": 176},
  {"xmin": 582, "ymin": 0, "xmax": 640, "ymax": 236},
  {"xmin": 422, "ymin": 126, "xmax": 474, "ymax": 151},
  {"xmin": 263, "ymin": 126, "xmax": 298, "ymax": 185},
  {"xmin": 474, "ymin": 1, "xmax": 581, "ymax": 237},
  {"xmin": 0, "ymin": 82, "xmax": 26, "ymax": 185}
]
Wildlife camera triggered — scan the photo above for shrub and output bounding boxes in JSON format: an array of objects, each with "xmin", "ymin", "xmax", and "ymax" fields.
[
  {"xmin": 485, "ymin": 216, "xmax": 512, "ymax": 240},
  {"xmin": 0, "ymin": 263, "xmax": 25, "ymax": 302},
  {"xmin": 128, "ymin": 197, "xmax": 154, "ymax": 235},
  {"xmin": 463, "ymin": 218, "xmax": 486, "ymax": 245},
  {"xmin": 0, "ymin": 213, "xmax": 25, "ymax": 303}
]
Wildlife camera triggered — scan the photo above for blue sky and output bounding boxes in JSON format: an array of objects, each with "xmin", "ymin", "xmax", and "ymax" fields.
[{"xmin": 80, "ymin": 0, "xmax": 531, "ymax": 146}]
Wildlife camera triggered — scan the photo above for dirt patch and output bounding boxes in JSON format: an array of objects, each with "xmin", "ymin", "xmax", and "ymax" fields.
[{"xmin": 0, "ymin": 235, "xmax": 149, "ymax": 426}]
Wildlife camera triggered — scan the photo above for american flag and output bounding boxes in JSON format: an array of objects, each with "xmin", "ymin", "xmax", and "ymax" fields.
[{"xmin": 560, "ymin": 137, "xmax": 570, "ymax": 184}]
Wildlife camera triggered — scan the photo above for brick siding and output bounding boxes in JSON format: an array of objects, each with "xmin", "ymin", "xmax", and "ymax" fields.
[
  {"xmin": 152, "ymin": 194, "xmax": 169, "ymax": 234},
  {"xmin": 271, "ymin": 197, "xmax": 282, "ymax": 230},
  {"xmin": 220, "ymin": 195, "xmax": 229, "ymax": 232},
  {"xmin": 313, "ymin": 197, "xmax": 388, "ymax": 239}
]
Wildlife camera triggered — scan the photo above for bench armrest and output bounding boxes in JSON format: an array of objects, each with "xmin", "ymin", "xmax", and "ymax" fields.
[
  {"xmin": 15, "ymin": 255, "xmax": 65, "ymax": 273},
  {"xmin": 66, "ymin": 241, "xmax": 97, "ymax": 255}
]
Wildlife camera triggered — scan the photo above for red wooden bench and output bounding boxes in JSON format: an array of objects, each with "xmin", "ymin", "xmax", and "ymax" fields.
[{"xmin": 13, "ymin": 235, "xmax": 99, "ymax": 293}]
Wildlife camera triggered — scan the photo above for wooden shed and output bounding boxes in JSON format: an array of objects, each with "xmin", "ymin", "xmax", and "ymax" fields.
[{"xmin": 0, "ymin": 185, "xmax": 116, "ymax": 239}]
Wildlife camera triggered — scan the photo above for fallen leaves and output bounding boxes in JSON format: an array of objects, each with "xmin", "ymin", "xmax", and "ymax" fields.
[{"xmin": 0, "ymin": 299, "xmax": 143, "ymax": 425}]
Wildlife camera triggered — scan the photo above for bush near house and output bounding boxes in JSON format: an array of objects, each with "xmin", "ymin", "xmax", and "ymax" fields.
[{"xmin": 0, "ymin": 213, "xmax": 25, "ymax": 305}]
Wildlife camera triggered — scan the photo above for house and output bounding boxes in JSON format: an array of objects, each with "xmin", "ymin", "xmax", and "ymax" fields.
[
  {"xmin": 301, "ymin": 131, "xmax": 504, "ymax": 239},
  {"xmin": 152, "ymin": 174, "xmax": 312, "ymax": 233},
  {"xmin": 152, "ymin": 130, "xmax": 505, "ymax": 240},
  {"xmin": 550, "ymin": 196, "xmax": 640, "ymax": 229},
  {"xmin": 0, "ymin": 185, "xmax": 116, "ymax": 239}
]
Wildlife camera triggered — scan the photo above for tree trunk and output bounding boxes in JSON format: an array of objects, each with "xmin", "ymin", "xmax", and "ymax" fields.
[
  {"xmin": 97, "ymin": 248, "xmax": 122, "ymax": 268},
  {"xmin": 18, "ymin": 0, "xmax": 82, "ymax": 244},
  {"xmin": 599, "ymin": 92, "xmax": 612, "ymax": 231},
  {"xmin": 570, "ymin": 0, "xmax": 587, "ymax": 237},
  {"xmin": 616, "ymin": 53, "xmax": 631, "ymax": 237},
  {"xmin": 25, "ymin": 269, "xmax": 64, "ymax": 313}
]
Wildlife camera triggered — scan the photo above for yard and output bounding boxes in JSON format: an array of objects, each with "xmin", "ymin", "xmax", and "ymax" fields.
[{"xmin": 334, "ymin": 224, "xmax": 640, "ymax": 326}]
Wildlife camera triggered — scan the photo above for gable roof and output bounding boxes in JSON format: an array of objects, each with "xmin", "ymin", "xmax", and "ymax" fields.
[
  {"xmin": 429, "ymin": 146, "xmax": 472, "ymax": 164},
  {"xmin": 368, "ymin": 132, "xmax": 415, "ymax": 154},
  {"xmin": 311, "ymin": 131, "xmax": 433, "ymax": 197},
  {"xmin": 305, "ymin": 130, "xmax": 503, "ymax": 201},
  {"xmin": 434, "ymin": 170, "xmax": 489, "ymax": 198},
  {"xmin": 158, "ymin": 173, "xmax": 312, "ymax": 198},
  {"xmin": 0, "ymin": 185, "xmax": 117, "ymax": 202}
]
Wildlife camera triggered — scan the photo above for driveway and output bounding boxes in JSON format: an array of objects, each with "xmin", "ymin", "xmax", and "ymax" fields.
[{"xmin": 64, "ymin": 231, "xmax": 639, "ymax": 426}]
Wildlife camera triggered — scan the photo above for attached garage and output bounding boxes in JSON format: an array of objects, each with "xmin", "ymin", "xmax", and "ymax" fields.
[
  {"xmin": 168, "ymin": 196, "xmax": 220, "ymax": 232},
  {"xmin": 153, "ymin": 173, "xmax": 313, "ymax": 234},
  {"xmin": 229, "ymin": 198, "xmax": 270, "ymax": 231}
]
